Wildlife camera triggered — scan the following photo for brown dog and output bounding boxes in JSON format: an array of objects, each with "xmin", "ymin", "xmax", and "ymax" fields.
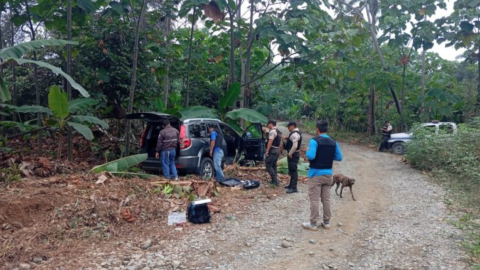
[{"xmin": 332, "ymin": 174, "xmax": 356, "ymax": 201}]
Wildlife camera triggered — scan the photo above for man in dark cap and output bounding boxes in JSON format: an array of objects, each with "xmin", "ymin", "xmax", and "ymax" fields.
[{"xmin": 283, "ymin": 121, "xmax": 302, "ymax": 194}]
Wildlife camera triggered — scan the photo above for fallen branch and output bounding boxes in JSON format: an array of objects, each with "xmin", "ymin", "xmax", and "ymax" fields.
[{"xmin": 150, "ymin": 181, "xmax": 194, "ymax": 186}]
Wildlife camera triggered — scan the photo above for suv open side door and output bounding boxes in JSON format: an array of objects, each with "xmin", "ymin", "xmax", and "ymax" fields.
[{"xmin": 241, "ymin": 123, "xmax": 266, "ymax": 161}]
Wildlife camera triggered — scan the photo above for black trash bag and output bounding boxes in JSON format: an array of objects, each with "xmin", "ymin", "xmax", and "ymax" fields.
[
  {"xmin": 219, "ymin": 178, "xmax": 260, "ymax": 190},
  {"xmin": 187, "ymin": 203, "xmax": 210, "ymax": 224}
]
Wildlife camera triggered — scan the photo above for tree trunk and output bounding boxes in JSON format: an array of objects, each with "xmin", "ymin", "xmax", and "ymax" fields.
[
  {"xmin": 421, "ymin": 46, "xmax": 426, "ymax": 120},
  {"xmin": 66, "ymin": 0, "xmax": 73, "ymax": 161},
  {"xmin": 25, "ymin": 1, "xmax": 43, "ymax": 156},
  {"xmin": 368, "ymin": 85, "xmax": 376, "ymax": 136},
  {"xmin": 10, "ymin": 8, "xmax": 17, "ymax": 122},
  {"xmin": 163, "ymin": 16, "xmax": 171, "ymax": 108},
  {"xmin": 125, "ymin": 0, "xmax": 148, "ymax": 156},
  {"xmin": 185, "ymin": 6, "xmax": 196, "ymax": 107},
  {"xmin": 227, "ymin": 6, "xmax": 235, "ymax": 90},
  {"xmin": 365, "ymin": 0, "xmax": 402, "ymax": 116},
  {"xmin": 1, "ymin": 11, "xmax": 5, "ymax": 137},
  {"xmin": 242, "ymin": 0, "xmax": 255, "ymax": 109},
  {"xmin": 57, "ymin": 132, "xmax": 63, "ymax": 160}
]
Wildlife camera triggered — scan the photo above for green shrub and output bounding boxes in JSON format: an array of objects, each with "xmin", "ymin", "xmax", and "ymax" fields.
[{"xmin": 406, "ymin": 123, "xmax": 480, "ymax": 183}]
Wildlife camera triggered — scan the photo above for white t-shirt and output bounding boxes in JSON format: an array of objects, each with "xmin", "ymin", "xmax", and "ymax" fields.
[{"xmin": 268, "ymin": 128, "xmax": 277, "ymax": 140}]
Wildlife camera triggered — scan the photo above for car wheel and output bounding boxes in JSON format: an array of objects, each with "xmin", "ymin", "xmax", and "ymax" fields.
[
  {"xmin": 391, "ymin": 142, "xmax": 405, "ymax": 155},
  {"xmin": 198, "ymin": 157, "xmax": 214, "ymax": 180}
]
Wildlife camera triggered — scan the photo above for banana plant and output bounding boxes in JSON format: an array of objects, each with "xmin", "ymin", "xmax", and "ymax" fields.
[
  {"xmin": 0, "ymin": 39, "xmax": 90, "ymax": 102},
  {"xmin": 40, "ymin": 85, "xmax": 107, "ymax": 159}
]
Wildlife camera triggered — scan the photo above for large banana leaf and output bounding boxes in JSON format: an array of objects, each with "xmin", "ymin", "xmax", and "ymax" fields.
[
  {"xmin": 71, "ymin": 115, "xmax": 109, "ymax": 129},
  {"xmin": 67, "ymin": 121, "xmax": 94, "ymax": 140},
  {"xmin": 179, "ymin": 106, "xmax": 217, "ymax": 120},
  {"xmin": 10, "ymin": 58, "xmax": 89, "ymax": 98},
  {"xmin": 15, "ymin": 105, "xmax": 53, "ymax": 115},
  {"xmin": 0, "ymin": 74, "xmax": 11, "ymax": 102},
  {"xmin": 91, "ymin": 154, "xmax": 148, "ymax": 173},
  {"xmin": 69, "ymin": 98, "xmax": 99, "ymax": 113},
  {"xmin": 155, "ymin": 97, "xmax": 165, "ymax": 112},
  {"xmin": 226, "ymin": 118, "xmax": 243, "ymax": 135},
  {"xmin": 0, "ymin": 104, "xmax": 18, "ymax": 110},
  {"xmin": 219, "ymin": 82, "xmax": 240, "ymax": 109},
  {"xmin": 48, "ymin": 86, "xmax": 69, "ymax": 120},
  {"xmin": 0, "ymin": 40, "xmax": 78, "ymax": 59},
  {"xmin": 0, "ymin": 121, "xmax": 38, "ymax": 132},
  {"xmin": 226, "ymin": 108, "xmax": 268, "ymax": 124}
]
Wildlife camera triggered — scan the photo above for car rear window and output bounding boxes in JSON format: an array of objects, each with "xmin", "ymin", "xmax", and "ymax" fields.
[{"xmin": 188, "ymin": 123, "xmax": 208, "ymax": 138}]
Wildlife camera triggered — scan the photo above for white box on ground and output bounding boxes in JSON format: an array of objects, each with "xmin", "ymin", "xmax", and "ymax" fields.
[{"xmin": 168, "ymin": 212, "xmax": 186, "ymax": 226}]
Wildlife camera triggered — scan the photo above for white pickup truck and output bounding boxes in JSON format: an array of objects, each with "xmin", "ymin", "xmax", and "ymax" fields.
[{"xmin": 388, "ymin": 121, "xmax": 457, "ymax": 155}]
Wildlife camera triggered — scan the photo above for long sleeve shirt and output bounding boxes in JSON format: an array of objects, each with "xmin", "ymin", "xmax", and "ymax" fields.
[
  {"xmin": 306, "ymin": 134, "xmax": 343, "ymax": 178},
  {"xmin": 156, "ymin": 126, "xmax": 179, "ymax": 152}
]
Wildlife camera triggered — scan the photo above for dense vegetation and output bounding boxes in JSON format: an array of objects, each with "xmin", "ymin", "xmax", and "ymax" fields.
[
  {"xmin": 1, "ymin": 0, "xmax": 480, "ymax": 263},
  {"xmin": 0, "ymin": 0, "xmax": 479, "ymax": 157}
]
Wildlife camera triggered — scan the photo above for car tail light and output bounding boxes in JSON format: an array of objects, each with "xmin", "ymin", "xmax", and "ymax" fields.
[
  {"xmin": 179, "ymin": 124, "xmax": 191, "ymax": 149},
  {"xmin": 140, "ymin": 128, "xmax": 147, "ymax": 148}
]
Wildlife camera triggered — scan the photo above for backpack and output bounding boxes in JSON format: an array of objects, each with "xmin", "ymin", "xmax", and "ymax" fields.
[{"xmin": 187, "ymin": 203, "xmax": 211, "ymax": 224}]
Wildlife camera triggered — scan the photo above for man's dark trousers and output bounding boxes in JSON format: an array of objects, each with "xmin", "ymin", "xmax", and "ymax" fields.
[
  {"xmin": 379, "ymin": 134, "xmax": 390, "ymax": 152},
  {"xmin": 265, "ymin": 148, "xmax": 279, "ymax": 185},
  {"xmin": 287, "ymin": 152, "xmax": 300, "ymax": 190}
]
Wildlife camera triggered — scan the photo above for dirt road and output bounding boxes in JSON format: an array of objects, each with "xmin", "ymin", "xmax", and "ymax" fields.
[{"xmin": 36, "ymin": 129, "xmax": 469, "ymax": 270}]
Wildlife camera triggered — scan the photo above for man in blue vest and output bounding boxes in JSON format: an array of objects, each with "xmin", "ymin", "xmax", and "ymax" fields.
[
  {"xmin": 302, "ymin": 120, "xmax": 342, "ymax": 231},
  {"xmin": 209, "ymin": 125, "xmax": 225, "ymax": 182}
]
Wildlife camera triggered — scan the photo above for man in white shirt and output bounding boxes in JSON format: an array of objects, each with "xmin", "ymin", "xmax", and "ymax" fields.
[
  {"xmin": 379, "ymin": 121, "xmax": 393, "ymax": 152},
  {"xmin": 283, "ymin": 121, "xmax": 302, "ymax": 194},
  {"xmin": 265, "ymin": 120, "xmax": 281, "ymax": 186}
]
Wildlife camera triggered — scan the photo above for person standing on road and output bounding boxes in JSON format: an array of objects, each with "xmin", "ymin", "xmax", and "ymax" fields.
[
  {"xmin": 283, "ymin": 121, "xmax": 302, "ymax": 194},
  {"xmin": 302, "ymin": 120, "xmax": 342, "ymax": 231},
  {"xmin": 155, "ymin": 119, "xmax": 179, "ymax": 180},
  {"xmin": 379, "ymin": 121, "xmax": 393, "ymax": 152},
  {"xmin": 265, "ymin": 119, "xmax": 282, "ymax": 186},
  {"xmin": 209, "ymin": 125, "xmax": 225, "ymax": 182}
]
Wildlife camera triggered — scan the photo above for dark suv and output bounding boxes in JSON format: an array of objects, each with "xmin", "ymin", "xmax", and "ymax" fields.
[{"xmin": 127, "ymin": 112, "xmax": 266, "ymax": 178}]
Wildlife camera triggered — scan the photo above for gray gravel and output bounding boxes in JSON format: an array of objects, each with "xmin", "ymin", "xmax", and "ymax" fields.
[{"xmin": 28, "ymin": 143, "xmax": 470, "ymax": 270}]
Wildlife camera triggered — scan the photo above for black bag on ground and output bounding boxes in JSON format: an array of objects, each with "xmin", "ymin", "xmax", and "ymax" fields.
[
  {"xmin": 187, "ymin": 203, "xmax": 210, "ymax": 224},
  {"xmin": 219, "ymin": 178, "xmax": 260, "ymax": 190},
  {"xmin": 242, "ymin": 180, "xmax": 260, "ymax": 190}
]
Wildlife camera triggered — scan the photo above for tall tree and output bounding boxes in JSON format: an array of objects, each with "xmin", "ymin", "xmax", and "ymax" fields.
[
  {"xmin": 125, "ymin": 0, "xmax": 149, "ymax": 155},
  {"xmin": 66, "ymin": 0, "xmax": 73, "ymax": 160},
  {"xmin": 440, "ymin": 0, "xmax": 480, "ymax": 114}
]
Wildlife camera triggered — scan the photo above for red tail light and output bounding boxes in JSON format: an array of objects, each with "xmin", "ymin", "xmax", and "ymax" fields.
[
  {"xmin": 140, "ymin": 128, "xmax": 147, "ymax": 148},
  {"xmin": 179, "ymin": 124, "xmax": 191, "ymax": 149}
]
